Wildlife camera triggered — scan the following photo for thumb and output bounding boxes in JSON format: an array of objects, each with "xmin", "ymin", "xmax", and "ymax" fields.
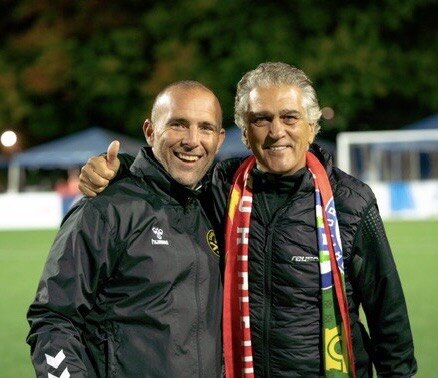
[{"xmin": 106, "ymin": 140, "xmax": 120, "ymax": 170}]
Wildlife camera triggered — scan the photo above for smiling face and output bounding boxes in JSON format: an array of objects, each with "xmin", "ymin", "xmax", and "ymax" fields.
[
  {"xmin": 245, "ymin": 84, "xmax": 316, "ymax": 175},
  {"xmin": 144, "ymin": 86, "xmax": 225, "ymax": 188}
]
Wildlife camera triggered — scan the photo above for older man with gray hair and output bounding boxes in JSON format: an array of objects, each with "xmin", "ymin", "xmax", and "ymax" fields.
[{"xmin": 78, "ymin": 62, "xmax": 417, "ymax": 377}]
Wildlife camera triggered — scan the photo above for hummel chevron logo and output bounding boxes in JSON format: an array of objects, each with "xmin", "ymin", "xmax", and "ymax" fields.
[
  {"xmin": 48, "ymin": 367, "xmax": 70, "ymax": 378},
  {"xmin": 45, "ymin": 349, "xmax": 66, "ymax": 368}
]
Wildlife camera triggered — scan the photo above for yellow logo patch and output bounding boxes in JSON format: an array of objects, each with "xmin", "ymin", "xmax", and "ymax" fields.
[
  {"xmin": 325, "ymin": 325, "xmax": 348, "ymax": 373},
  {"xmin": 206, "ymin": 229, "xmax": 220, "ymax": 256}
]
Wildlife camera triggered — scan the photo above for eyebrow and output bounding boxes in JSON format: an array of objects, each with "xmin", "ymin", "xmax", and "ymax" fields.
[
  {"xmin": 167, "ymin": 117, "xmax": 190, "ymax": 126},
  {"xmin": 248, "ymin": 110, "xmax": 303, "ymax": 118},
  {"xmin": 279, "ymin": 109, "xmax": 302, "ymax": 117},
  {"xmin": 199, "ymin": 121, "xmax": 218, "ymax": 128},
  {"xmin": 167, "ymin": 118, "xmax": 219, "ymax": 130},
  {"xmin": 248, "ymin": 111, "xmax": 273, "ymax": 118}
]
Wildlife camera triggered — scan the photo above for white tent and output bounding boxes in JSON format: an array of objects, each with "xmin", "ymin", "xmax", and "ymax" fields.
[{"xmin": 8, "ymin": 127, "xmax": 144, "ymax": 192}]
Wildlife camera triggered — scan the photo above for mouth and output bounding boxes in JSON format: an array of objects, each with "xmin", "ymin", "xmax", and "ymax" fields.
[
  {"xmin": 263, "ymin": 145, "xmax": 292, "ymax": 151},
  {"xmin": 175, "ymin": 152, "xmax": 201, "ymax": 163}
]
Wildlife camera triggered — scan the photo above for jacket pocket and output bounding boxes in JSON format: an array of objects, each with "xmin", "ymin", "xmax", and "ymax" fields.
[
  {"xmin": 104, "ymin": 332, "xmax": 118, "ymax": 378},
  {"xmin": 84, "ymin": 330, "xmax": 118, "ymax": 378}
]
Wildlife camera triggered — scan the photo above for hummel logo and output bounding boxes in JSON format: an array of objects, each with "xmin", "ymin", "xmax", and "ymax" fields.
[
  {"xmin": 48, "ymin": 367, "xmax": 70, "ymax": 378},
  {"xmin": 152, "ymin": 227, "xmax": 163, "ymax": 239},
  {"xmin": 152, "ymin": 227, "xmax": 169, "ymax": 245},
  {"xmin": 291, "ymin": 256, "xmax": 319, "ymax": 262},
  {"xmin": 45, "ymin": 350, "xmax": 66, "ymax": 369}
]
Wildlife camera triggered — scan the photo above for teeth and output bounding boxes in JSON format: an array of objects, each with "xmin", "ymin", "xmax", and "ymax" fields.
[
  {"xmin": 177, "ymin": 153, "xmax": 199, "ymax": 162},
  {"xmin": 269, "ymin": 146, "xmax": 288, "ymax": 151}
]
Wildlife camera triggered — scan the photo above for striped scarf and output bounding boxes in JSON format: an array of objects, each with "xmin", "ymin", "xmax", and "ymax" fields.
[{"xmin": 223, "ymin": 152, "xmax": 356, "ymax": 378}]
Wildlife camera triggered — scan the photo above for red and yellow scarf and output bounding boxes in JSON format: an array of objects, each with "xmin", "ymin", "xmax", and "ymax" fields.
[{"xmin": 223, "ymin": 152, "xmax": 356, "ymax": 377}]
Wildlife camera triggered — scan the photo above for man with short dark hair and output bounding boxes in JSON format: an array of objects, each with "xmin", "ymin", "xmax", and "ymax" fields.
[{"xmin": 27, "ymin": 81, "xmax": 225, "ymax": 377}]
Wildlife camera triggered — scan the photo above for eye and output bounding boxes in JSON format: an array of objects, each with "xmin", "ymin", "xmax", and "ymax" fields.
[
  {"xmin": 252, "ymin": 117, "xmax": 271, "ymax": 127},
  {"xmin": 282, "ymin": 115, "xmax": 300, "ymax": 125},
  {"xmin": 168, "ymin": 121, "xmax": 186, "ymax": 129},
  {"xmin": 199, "ymin": 124, "xmax": 216, "ymax": 134}
]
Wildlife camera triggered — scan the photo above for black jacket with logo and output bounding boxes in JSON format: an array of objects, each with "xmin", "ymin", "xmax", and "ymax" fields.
[
  {"xmin": 211, "ymin": 145, "xmax": 417, "ymax": 377},
  {"xmin": 27, "ymin": 147, "xmax": 223, "ymax": 377}
]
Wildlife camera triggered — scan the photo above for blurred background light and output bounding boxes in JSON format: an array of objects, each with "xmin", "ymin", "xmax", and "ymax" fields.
[
  {"xmin": 321, "ymin": 106, "xmax": 335, "ymax": 120},
  {"xmin": 1, "ymin": 130, "xmax": 17, "ymax": 147}
]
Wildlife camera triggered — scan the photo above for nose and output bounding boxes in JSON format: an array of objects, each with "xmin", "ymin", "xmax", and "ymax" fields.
[
  {"xmin": 269, "ymin": 117, "xmax": 286, "ymax": 139},
  {"xmin": 182, "ymin": 126, "xmax": 200, "ymax": 148}
]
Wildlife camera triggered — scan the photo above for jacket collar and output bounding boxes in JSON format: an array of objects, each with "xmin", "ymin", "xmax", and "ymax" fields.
[
  {"xmin": 251, "ymin": 143, "xmax": 335, "ymax": 195},
  {"xmin": 309, "ymin": 143, "xmax": 333, "ymax": 176},
  {"xmin": 252, "ymin": 166, "xmax": 309, "ymax": 195},
  {"xmin": 129, "ymin": 147, "xmax": 202, "ymax": 204}
]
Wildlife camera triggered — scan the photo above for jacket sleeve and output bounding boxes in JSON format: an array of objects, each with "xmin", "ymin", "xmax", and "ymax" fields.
[
  {"xmin": 210, "ymin": 158, "xmax": 245, "ymax": 246},
  {"xmin": 26, "ymin": 200, "xmax": 121, "ymax": 377},
  {"xmin": 353, "ymin": 204, "xmax": 417, "ymax": 377},
  {"xmin": 118, "ymin": 152, "xmax": 136, "ymax": 179}
]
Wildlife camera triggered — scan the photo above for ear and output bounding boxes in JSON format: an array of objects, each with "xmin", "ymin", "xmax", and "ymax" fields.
[
  {"xmin": 308, "ymin": 123, "xmax": 316, "ymax": 145},
  {"xmin": 215, "ymin": 128, "xmax": 226, "ymax": 154},
  {"xmin": 242, "ymin": 128, "xmax": 250, "ymax": 149},
  {"xmin": 143, "ymin": 119, "xmax": 154, "ymax": 146}
]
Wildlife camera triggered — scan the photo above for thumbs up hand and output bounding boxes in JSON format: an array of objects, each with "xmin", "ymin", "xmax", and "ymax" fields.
[
  {"xmin": 106, "ymin": 140, "xmax": 120, "ymax": 172},
  {"xmin": 79, "ymin": 140, "xmax": 121, "ymax": 197}
]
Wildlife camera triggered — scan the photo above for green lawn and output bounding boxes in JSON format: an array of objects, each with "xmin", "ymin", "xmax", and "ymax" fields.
[
  {"xmin": 0, "ymin": 229, "xmax": 57, "ymax": 377},
  {"xmin": 383, "ymin": 220, "xmax": 438, "ymax": 376},
  {"xmin": 0, "ymin": 221, "xmax": 436, "ymax": 377}
]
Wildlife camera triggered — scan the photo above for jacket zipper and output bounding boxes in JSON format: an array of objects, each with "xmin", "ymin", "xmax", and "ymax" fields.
[
  {"xmin": 189, "ymin": 200, "xmax": 204, "ymax": 377},
  {"xmin": 194, "ymin": 239, "xmax": 204, "ymax": 377},
  {"xmin": 262, "ymin": 223, "xmax": 274, "ymax": 377},
  {"xmin": 259, "ymin": 193, "xmax": 291, "ymax": 377}
]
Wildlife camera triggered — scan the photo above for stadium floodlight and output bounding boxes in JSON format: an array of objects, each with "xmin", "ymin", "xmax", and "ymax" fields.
[{"xmin": 1, "ymin": 130, "xmax": 17, "ymax": 148}]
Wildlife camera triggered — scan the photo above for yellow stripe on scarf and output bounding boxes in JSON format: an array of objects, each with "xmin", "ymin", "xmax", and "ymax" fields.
[{"xmin": 228, "ymin": 187, "xmax": 241, "ymax": 221}]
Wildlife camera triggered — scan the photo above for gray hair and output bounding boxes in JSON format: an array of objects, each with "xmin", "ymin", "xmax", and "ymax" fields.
[
  {"xmin": 234, "ymin": 62, "xmax": 322, "ymax": 135},
  {"xmin": 151, "ymin": 80, "xmax": 222, "ymax": 125}
]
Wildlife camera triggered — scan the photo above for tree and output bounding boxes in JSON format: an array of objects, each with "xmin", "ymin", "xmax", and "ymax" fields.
[{"xmin": 0, "ymin": 0, "xmax": 436, "ymax": 148}]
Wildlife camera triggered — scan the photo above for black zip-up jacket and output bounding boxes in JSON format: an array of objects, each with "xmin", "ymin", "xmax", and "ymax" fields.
[
  {"xmin": 211, "ymin": 145, "xmax": 417, "ymax": 377},
  {"xmin": 74, "ymin": 145, "xmax": 416, "ymax": 377},
  {"xmin": 27, "ymin": 147, "xmax": 223, "ymax": 377}
]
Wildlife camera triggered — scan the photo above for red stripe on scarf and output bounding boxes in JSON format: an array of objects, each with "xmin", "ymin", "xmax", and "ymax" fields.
[{"xmin": 223, "ymin": 156, "xmax": 256, "ymax": 378}]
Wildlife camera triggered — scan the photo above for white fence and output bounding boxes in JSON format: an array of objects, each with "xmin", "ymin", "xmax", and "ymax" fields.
[
  {"xmin": 0, "ymin": 183, "xmax": 437, "ymax": 230},
  {"xmin": 369, "ymin": 180, "xmax": 438, "ymax": 220},
  {"xmin": 0, "ymin": 192, "xmax": 81, "ymax": 230}
]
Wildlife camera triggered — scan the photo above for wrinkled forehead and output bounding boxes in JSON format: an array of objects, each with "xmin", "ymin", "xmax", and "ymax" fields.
[{"xmin": 247, "ymin": 85, "xmax": 304, "ymax": 113}]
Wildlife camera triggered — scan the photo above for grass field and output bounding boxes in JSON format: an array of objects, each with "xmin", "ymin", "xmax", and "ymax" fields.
[{"xmin": 0, "ymin": 221, "xmax": 437, "ymax": 377}]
